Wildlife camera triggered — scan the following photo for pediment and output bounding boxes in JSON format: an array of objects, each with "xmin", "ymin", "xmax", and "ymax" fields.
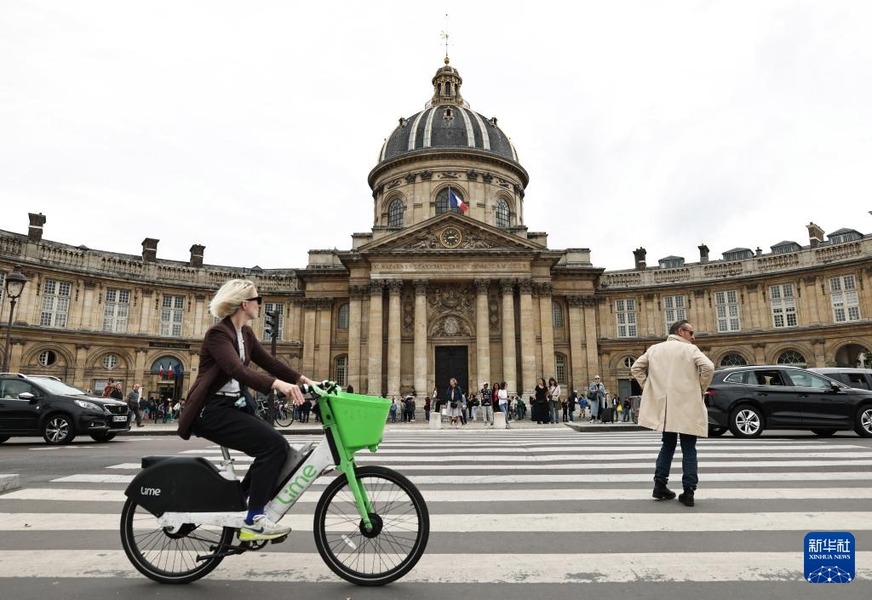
[{"xmin": 358, "ymin": 214, "xmax": 544, "ymax": 253}]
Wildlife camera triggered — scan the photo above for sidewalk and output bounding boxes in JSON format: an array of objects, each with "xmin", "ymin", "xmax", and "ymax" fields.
[{"xmin": 120, "ymin": 417, "xmax": 645, "ymax": 436}]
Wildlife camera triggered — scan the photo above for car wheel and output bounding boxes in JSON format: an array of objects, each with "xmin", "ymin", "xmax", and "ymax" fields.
[
  {"xmin": 854, "ymin": 405, "xmax": 872, "ymax": 438},
  {"xmin": 42, "ymin": 414, "xmax": 76, "ymax": 445},
  {"xmin": 810, "ymin": 428, "xmax": 837, "ymax": 437},
  {"xmin": 90, "ymin": 432, "xmax": 117, "ymax": 442},
  {"xmin": 0, "ymin": 435, "xmax": 9, "ymax": 444},
  {"xmin": 729, "ymin": 405, "xmax": 763, "ymax": 438},
  {"xmin": 708, "ymin": 426, "xmax": 728, "ymax": 437}
]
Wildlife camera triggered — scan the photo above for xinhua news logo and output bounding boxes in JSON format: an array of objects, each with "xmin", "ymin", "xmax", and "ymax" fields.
[{"xmin": 804, "ymin": 532, "xmax": 855, "ymax": 584}]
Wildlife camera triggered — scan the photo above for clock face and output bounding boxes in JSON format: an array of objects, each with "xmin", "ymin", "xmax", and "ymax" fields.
[{"xmin": 440, "ymin": 227, "xmax": 462, "ymax": 248}]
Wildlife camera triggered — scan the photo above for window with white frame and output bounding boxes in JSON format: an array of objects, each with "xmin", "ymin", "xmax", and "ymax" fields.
[
  {"xmin": 830, "ymin": 275, "xmax": 861, "ymax": 323},
  {"xmin": 777, "ymin": 350, "xmax": 806, "ymax": 365},
  {"xmin": 334, "ymin": 355, "xmax": 348, "ymax": 388},
  {"xmin": 555, "ymin": 353, "xmax": 567, "ymax": 384},
  {"xmin": 662, "ymin": 295, "xmax": 687, "ymax": 334},
  {"xmin": 615, "ymin": 298, "xmax": 637, "ymax": 338},
  {"xmin": 38, "ymin": 349, "xmax": 58, "ymax": 366},
  {"xmin": 770, "ymin": 283, "xmax": 797, "ymax": 328},
  {"xmin": 102, "ymin": 288, "xmax": 130, "ymax": 333},
  {"xmin": 40, "ymin": 279, "xmax": 71, "ymax": 328},
  {"xmin": 263, "ymin": 302, "xmax": 284, "ymax": 339},
  {"xmin": 160, "ymin": 295, "xmax": 185, "ymax": 337},
  {"xmin": 714, "ymin": 290, "xmax": 741, "ymax": 332},
  {"xmin": 719, "ymin": 352, "xmax": 747, "ymax": 366},
  {"xmin": 552, "ymin": 302, "xmax": 564, "ymax": 328}
]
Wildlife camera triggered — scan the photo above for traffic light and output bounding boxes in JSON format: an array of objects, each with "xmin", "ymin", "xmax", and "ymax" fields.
[{"xmin": 264, "ymin": 310, "xmax": 278, "ymax": 340}]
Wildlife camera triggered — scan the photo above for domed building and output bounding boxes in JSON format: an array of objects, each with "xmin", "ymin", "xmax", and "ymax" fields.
[{"xmin": 0, "ymin": 58, "xmax": 870, "ymax": 405}]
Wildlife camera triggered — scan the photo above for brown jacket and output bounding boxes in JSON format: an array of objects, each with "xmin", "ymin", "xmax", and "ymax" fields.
[{"xmin": 177, "ymin": 317, "xmax": 301, "ymax": 440}]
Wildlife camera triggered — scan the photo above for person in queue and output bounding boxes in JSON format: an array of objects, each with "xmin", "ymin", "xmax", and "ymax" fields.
[{"xmin": 177, "ymin": 279, "xmax": 314, "ymax": 540}]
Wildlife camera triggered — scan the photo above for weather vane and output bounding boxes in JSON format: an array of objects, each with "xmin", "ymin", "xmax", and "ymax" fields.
[{"xmin": 440, "ymin": 13, "xmax": 450, "ymax": 61}]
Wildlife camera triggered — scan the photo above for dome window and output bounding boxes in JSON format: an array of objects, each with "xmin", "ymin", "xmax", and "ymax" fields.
[
  {"xmin": 387, "ymin": 199, "xmax": 404, "ymax": 228},
  {"xmin": 495, "ymin": 199, "xmax": 510, "ymax": 229}
]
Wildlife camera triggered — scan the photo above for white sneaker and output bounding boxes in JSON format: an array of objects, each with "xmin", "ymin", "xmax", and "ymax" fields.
[{"xmin": 239, "ymin": 514, "xmax": 291, "ymax": 541}]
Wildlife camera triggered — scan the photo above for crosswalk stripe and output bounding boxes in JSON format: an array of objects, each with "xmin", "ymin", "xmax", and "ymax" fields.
[
  {"xmin": 3, "ymin": 510, "xmax": 872, "ymax": 532},
  {"xmin": 1, "ymin": 550, "xmax": 870, "ymax": 583},
  {"xmin": 9, "ymin": 486, "xmax": 872, "ymax": 503}
]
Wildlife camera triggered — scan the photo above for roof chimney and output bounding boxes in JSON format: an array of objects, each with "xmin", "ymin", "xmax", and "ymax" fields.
[
  {"xmin": 28, "ymin": 212, "xmax": 46, "ymax": 242},
  {"xmin": 141, "ymin": 238, "xmax": 159, "ymax": 263},
  {"xmin": 698, "ymin": 243, "xmax": 709, "ymax": 264},
  {"xmin": 189, "ymin": 244, "xmax": 205, "ymax": 268},
  {"xmin": 633, "ymin": 247, "xmax": 647, "ymax": 271},
  {"xmin": 806, "ymin": 222, "xmax": 824, "ymax": 249}
]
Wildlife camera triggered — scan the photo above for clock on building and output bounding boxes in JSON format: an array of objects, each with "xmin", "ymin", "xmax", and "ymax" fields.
[{"xmin": 439, "ymin": 226, "xmax": 462, "ymax": 248}]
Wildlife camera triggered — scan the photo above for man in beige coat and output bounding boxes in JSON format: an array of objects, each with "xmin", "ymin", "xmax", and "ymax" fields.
[{"xmin": 631, "ymin": 320, "xmax": 714, "ymax": 507}]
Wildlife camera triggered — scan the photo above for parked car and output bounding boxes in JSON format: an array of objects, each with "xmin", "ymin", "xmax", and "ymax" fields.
[
  {"xmin": 704, "ymin": 365, "xmax": 872, "ymax": 438},
  {"xmin": 0, "ymin": 373, "xmax": 130, "ymax": 444},
  {"xmin": 808, "ymin": 367, "xmax": 872, "ymax": 391}
]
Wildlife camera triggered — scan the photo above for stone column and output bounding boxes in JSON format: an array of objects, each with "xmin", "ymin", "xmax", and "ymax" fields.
[
  {"xmin": 499, "ymin": 279, "xmax": 517, "ymax": 395},
  {"xmin": 582, "ymin": 296, "xmax": 599, "ymax": 382},
  {"xmin": 474, "ymin": 279, "xmax": 491, "ymax": 387},
  {"xmin": 518, "ymin": 279, "xmax": 536, "ymax": 397},
  {"xmin": 538, "ymin": 283, "xmax": 556, "ymax": 381},
  {"xmin": 367, "ymin": 280, "xmax": 385, "ymax": 395},
  {"xmin": 302, "ymin": 298, "xmax": 317, "ymax": 376},
  {"xmin": 386, "ymin": 280, "xmax": 403, "ymax": 397},
  {"xmin": 139, "ymin": 291, "xmax": 154, "ymax": 333},
  {"xmin": 414, "ymin": 281, "xmax": 429, "ymax": 396},
  {"xmin": 74, "ymin": 343, "xmax": 90, "ymax": 389},
  {"xmin": 567, "ymin": 296, "xmax": 586, "ymax": 387},
  {"xmin": 316, "ymin": 298, "xmax": 334, "ymax": 380},
  {"xmin": 347, "ymin": 285, "xmax": 366, "ymax": 393}
]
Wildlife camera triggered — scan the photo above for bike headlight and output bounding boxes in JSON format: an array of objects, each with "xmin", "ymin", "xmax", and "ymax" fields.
[{"xmin": 74, "ymin": 399, "xmax": 102, "ymax": 411}]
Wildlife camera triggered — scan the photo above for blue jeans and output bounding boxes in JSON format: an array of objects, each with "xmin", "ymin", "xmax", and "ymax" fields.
[{"xmin": 654, "ymin": 431, "xmax": 698, "ymax": 490}]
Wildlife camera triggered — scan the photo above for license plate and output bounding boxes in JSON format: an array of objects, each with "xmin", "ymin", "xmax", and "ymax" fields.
[{"xmin": 113, "ymin": 415, "xmax": 128, "ymax": 422}]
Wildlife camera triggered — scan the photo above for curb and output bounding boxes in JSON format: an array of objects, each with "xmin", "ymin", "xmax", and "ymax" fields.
[{"xmin": 0, "ymin": 474, "xmax": 20, "ymax": 493}]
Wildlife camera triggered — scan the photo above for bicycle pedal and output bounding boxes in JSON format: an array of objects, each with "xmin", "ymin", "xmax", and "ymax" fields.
[{"xmin": 270, "ymin": 534, "xmax": 290, "ymax": 544}]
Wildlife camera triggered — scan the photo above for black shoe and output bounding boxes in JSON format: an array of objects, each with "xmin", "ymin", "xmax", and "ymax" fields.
[
  {"xmin": 652, "ymin": 481, "xmax": 676, "ymax": 500},
  {"xmin": 678, "ymin": 488, "xmax": 695, "ymax": 507}
]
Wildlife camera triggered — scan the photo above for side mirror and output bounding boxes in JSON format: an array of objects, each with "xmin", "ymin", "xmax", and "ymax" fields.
[{"xmin": 19, "ymin": 391, "xmax": 35, "ymax": 402}]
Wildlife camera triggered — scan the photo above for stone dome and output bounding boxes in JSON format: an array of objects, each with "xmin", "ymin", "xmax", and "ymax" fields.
[{"xmin": 376, "ymin": 58, "xmax": 521, "ymax": 166}]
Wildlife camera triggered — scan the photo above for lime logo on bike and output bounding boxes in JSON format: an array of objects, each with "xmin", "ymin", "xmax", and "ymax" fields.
[{"xmin": 275, "ymin": 464, "xmax": 317, "ymax": 504}]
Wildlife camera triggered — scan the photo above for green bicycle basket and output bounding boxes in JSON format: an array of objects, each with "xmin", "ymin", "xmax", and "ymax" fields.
[{"xmin": 324, "ymin": 391, "xmax": 390, "ymax": 452}]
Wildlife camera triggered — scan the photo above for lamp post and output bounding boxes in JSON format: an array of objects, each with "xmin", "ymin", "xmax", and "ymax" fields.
[{"xmin": 2, "ymin": 266, "xmax": 28, "ymax": 373}]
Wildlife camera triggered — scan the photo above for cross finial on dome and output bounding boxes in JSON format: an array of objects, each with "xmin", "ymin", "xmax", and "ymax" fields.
[{"xmin": 440, "ymin": 13, "xmax": 450, "ymax": 63}]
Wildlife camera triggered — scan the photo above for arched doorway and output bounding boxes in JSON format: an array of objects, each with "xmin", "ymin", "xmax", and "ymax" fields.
[
  {"xmin": 148, "ymin": 356, "xmax": 185, "ymax": 404},
  {"xmin": 833, "ymin": 343, "xmax": 872, "ymax": 367}
]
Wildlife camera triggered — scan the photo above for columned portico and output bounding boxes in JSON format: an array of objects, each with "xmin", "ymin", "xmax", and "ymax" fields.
[
  {"xmin": 500, "ymin": 278, "xmax": 517, "ymax": 395},
  {"xmin": 538, "ymin": 283, "xmax": 556, "ymax": 382},
  {"xmin": 413, "ymin": 281, "xmax": 428, "ymax": 395},
  {"xmin": 367, "ymin": 280, "xmax": 384, "ymax": 395},
  {"xmin": 474, "ymin": 278, "xmax": 490, "ymax": 387},
  {"xmin": 518, "ymin": 279, "xmax": 536, "ymax": 396},
  {"xmin": 386, "ymin": 279, "xmax": 403, "ymax": 397},
  {"xmin": 347, "ymin": 285, "xmax": 366, "ymax": 392}
]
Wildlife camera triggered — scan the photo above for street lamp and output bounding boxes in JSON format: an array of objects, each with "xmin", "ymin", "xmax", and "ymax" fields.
[{"xmin": 2, "ymin": 266, "xmax": 28, "ymax": 373}]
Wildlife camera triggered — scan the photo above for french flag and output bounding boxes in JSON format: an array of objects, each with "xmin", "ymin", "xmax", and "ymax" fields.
[
  {"xmin": 448, "ymin": 188, "xmax": 468, "ymax": 213},
  {"xmin": 168, "ymin": 364, "xmax": 175, "ymax": 378},
  {"xmin": 159, "ymin": 364, "xmax": 164, "ymax": 378}
]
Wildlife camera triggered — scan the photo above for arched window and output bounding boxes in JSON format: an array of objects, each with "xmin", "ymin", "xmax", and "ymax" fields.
[
  {"xmin": 334, "ymin": 355, "xmax": 348, "ymax": 388},
  {"xmin": 102, "ymin": 353, "xmax": 119, "ymax": 370},
  {"xmin": 435, "ymin": 188, "xmax": 466, "ymax": 214},
  {"xmin": 337, "ymin": 303, "xmax": 349, "ymax": 330},
  {"xmin": 387, "ymin": 199, "xmax": 404, "ymax": 228},
  {"xmin": 38, "ymin": 350, "xmax": 58, "ymax": 367},
  {"xmin": 623, "ymin": 356, "xmax": 636, "ymax": 369},
  {"xmin": 777, "ymin": 350, "xmax": 806, "ymax": 365},
  {"xmin": 719, "ymin": 353, "xmax": 747, "ymax": 367},
  {"xmin": 555, "ymin": 353, "xmax": 567, "ymax": 385},
  {"xmin": 495, "ymin": 199, "xmax": 510, "ymax": 229},
  {"xmin": 552, "ymin": 302, "xmax": 564, "ymax": 328}
]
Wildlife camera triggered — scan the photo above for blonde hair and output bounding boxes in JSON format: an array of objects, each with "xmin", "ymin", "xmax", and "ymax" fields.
[{"xmin": 209, "ymin": 279, "xmax": 256, "ymax": 319}]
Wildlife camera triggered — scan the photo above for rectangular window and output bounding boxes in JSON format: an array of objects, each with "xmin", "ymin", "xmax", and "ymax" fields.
[
  {"xmin": 263, "ymin": 302, "xmax": 284, "ymax": 340},
  {"xmin": 662, "ymin": 295, "xmax": 687, "ymax": 334},
  {"xmin": 555, "ymin": 354, "xmax": 567, "ymax": 384},
  {"xmin": 714, "ymin": 290, "xmax": 741, "ymax": 332},
  {"xmin": 770, "ymin": 284, "xmax": 797, "ymax": 328},
  {"xmin": 615, "ymin": 298, "xmax": 637, "ymax": 338},
  {"xmin": 40, "ymin": 279, "xmax": 72, "ymax": 328},
  {"xmin": 160, "ymin": 294, "xmax": 185, "ymax": 337},
  {"xmin": 831, "ymin": 275, "xmax": 861, "ymax": 323},
  {"xmin": 103, "ymin": 288, "xmax": 130, "ymax": 333},
  {"xmin": 334, "ymin": 355, "xmax": 348, "ymax": 388}
]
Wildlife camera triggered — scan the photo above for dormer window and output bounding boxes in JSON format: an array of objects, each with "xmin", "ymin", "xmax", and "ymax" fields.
[{"xmin": 829, "ymin": 230, "xmax": 861, "ymax": 245}]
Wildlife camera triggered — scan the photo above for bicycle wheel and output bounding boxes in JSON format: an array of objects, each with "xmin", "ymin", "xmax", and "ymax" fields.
[
  {"xmin": 120, "ymin": 497, "xmax": 234, "ymax": 584},
  {"xmin": 274, "ymin": 401, "xmax": 294, "ymax": 427},
  {"xmin": 313, "ymin": 465, "xmax": 429, "ymax": 586}
]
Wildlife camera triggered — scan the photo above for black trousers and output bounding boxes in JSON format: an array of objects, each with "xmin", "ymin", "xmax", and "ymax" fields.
[{"xmin": 192, "ymin": 396, "xmax": 289, "ymax": 510}]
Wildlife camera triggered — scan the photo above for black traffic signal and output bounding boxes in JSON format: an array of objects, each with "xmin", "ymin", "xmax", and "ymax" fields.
[{"xmin": 264, "ymin": 310, "xmax": 279, "ymax": 340}]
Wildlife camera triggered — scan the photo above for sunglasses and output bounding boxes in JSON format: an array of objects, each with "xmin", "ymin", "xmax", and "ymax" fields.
[{"xmin": 244, "ymin": 296, "xmax": 263, "ymax": 305}]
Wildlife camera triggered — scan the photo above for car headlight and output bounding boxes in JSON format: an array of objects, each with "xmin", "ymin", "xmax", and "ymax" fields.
[{"xmin": 74, "ymin": 399, "xmax": 103, "ymax": 411}]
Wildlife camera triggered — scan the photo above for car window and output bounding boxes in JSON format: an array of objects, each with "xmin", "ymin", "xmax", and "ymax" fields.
[
  {"xmin": 754, "ymin": 371, "xmax": 788, "ymax": 386},
  {"xmin": 1, "ymin": 380, "xmax": 35, "ymax": 399},
  {"xmin": 844, "ymin": 373, "xmax": 871, "ymax": 390},
  {"xmin": 723, "ymin": 371, "xmax": 756, "ymax": 385},
  {"xmin": 785, "ymin": 370, "xmax": 834, "ymax": 390}
]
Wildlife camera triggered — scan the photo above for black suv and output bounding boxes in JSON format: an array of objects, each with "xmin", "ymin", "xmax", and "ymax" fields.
[
  {"xmin": 0, "ymin": 374, "xmax": 130, "ymax": 444},
  {"xmin": 705, "ymin": 365, "xmax": 872, "ymax": 438}
]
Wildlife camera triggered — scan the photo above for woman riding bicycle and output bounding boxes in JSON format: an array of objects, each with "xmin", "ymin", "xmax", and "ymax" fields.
[{"xmin": 177, "ymin": 279, "xmax": 314, "ymax": 541}]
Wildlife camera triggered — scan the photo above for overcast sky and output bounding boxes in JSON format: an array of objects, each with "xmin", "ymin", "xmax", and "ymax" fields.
[{"xmin": 2, "ymin": 1, "xmax": 870, "ymax": 272}]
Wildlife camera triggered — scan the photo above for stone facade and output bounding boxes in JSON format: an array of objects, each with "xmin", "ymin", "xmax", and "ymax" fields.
[{"xmin": 1, "ymin": 60, "xmax": 870, "ymax": 403}]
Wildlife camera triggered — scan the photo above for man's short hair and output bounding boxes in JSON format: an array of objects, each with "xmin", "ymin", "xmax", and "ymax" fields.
[{"xmin": 669, "ymin": 319, "xmax": 690, "ymax": 335}]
